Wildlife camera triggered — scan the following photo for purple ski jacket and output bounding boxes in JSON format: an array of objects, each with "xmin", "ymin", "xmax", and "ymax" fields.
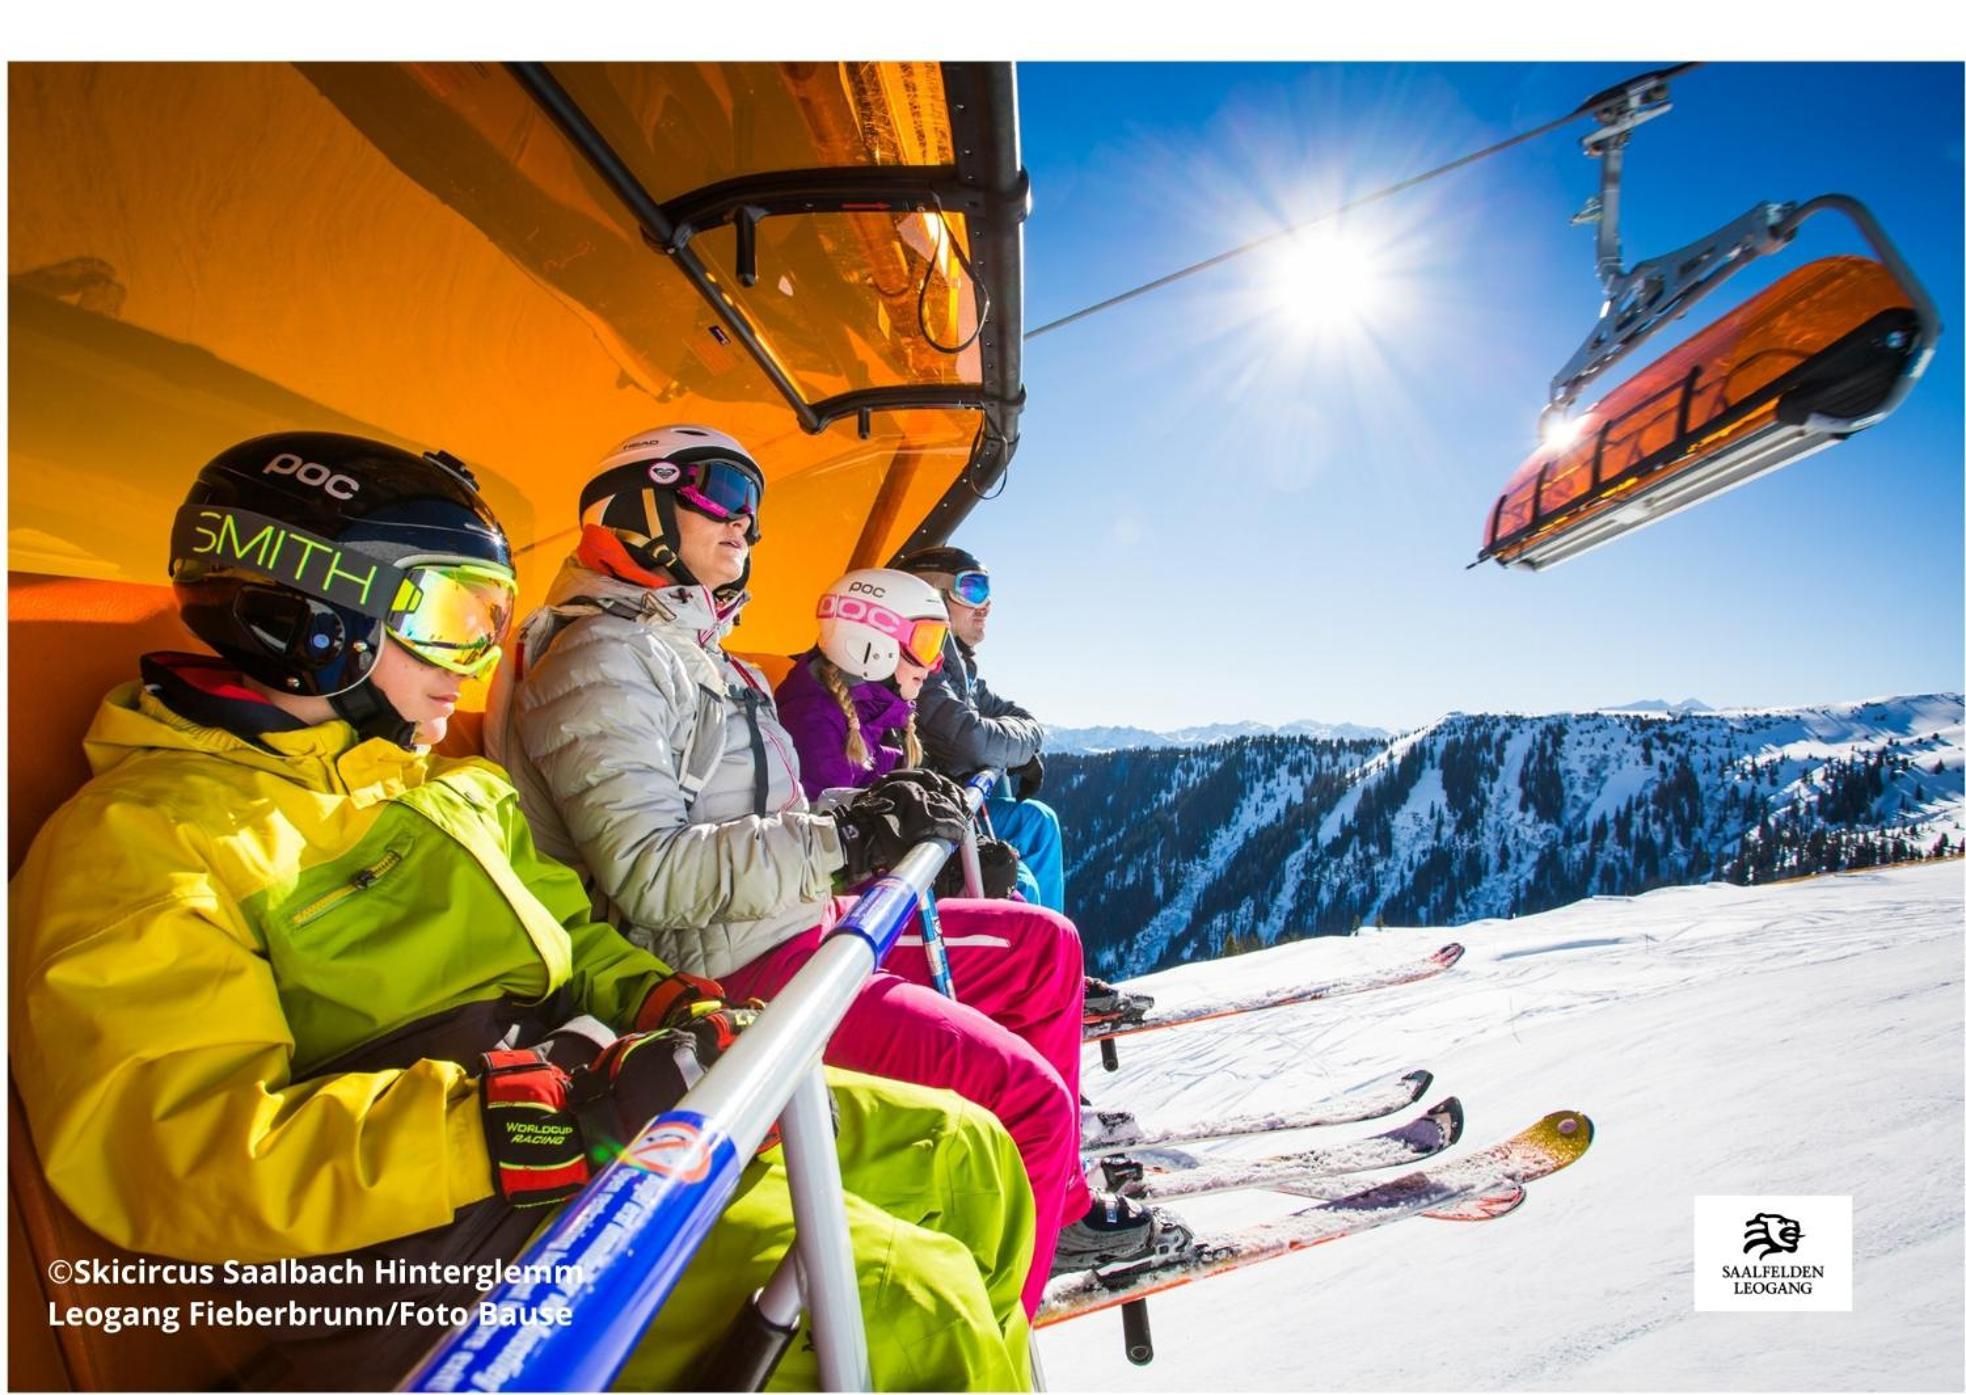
[{"xmin": 774, "ymin": 649, "xmax": 915, "ymax": 800}]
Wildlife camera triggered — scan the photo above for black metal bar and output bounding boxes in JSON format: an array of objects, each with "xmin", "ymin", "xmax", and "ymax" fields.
[
  {"xmin": 663, "ymin": 165, "xmax": 992, "ymax": 244},
  {"xmin": 505, "ymin": 61, "xmax": 823, "ymax": 433},
  {"xmin": 689, "ymin": 1293, "xmax": 800, "ymax": 1391},
  {"xmin": 1674, "ymin": 365, "xmax": 1702, "ymax": 441},
  {"xmin": 511, "ymin": 61, "xmax": 1028, "ymax": 477},
  {"xmin": 811, "ymin": 383, "xmax": 1019, "ymax": 430},
  {"xmin": 734, "ymin": 207, "xmax": 761, "ymax": 288}
]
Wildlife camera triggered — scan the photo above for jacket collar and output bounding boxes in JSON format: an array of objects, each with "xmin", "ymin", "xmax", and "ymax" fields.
[
  {"xmin": 545, "ymin": 550, "xmax": 746, "ymax": 649},
  {"xmin": 119, "ymin": 653, "xmax": 425, "ymax": 805}
]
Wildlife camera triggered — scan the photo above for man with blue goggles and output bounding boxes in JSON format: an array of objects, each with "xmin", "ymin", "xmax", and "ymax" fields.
[{"xmin": 896, "ymin": 546, "xmax": 1066, "ymax": 915}]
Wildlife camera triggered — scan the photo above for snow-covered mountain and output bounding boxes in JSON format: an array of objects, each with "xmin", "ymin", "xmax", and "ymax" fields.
[
  {"xmin": 1044, "ymin": 860, "xmax": 1964, "ymax": 1389},
  {"xmin": 1050, "ymin": 717, "xmax": 1392, "ymax": 754},
  {"xmin": 1601, "ymin": 697, "xmax": 1715, "ymax": 715},
  {"xmin": 1047, "ymin": 695, "xmax": 1964, "ymax": 977}
]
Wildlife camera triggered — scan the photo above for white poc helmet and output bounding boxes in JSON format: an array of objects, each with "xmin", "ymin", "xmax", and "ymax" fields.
[{"xmin": 816, "ymin": 568, "xmax": 950, "ymax": 682}]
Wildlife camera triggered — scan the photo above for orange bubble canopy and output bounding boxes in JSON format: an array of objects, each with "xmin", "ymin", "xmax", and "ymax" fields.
[
  {"xmin": 1480, "ymin": 254, "xmax": 1925, "ymax": 570},
  {"xmin": 9, "ymin": 61, "xmax": 1027, "ymax": 657}
]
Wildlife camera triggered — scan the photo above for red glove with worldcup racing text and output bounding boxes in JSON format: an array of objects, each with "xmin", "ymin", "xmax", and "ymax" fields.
[{"xmin": 479, "ymin": 976, "xmax": 760, "ymax": 1207}]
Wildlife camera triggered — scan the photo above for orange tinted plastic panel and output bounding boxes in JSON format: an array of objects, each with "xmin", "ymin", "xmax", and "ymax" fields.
[
  {"xmin": 9, "ymin": 63, "xmax": 982, "ymax": 650},
  {"xmin": 693, "ymin": 211, "xmax": 986, "ymax": 399}
]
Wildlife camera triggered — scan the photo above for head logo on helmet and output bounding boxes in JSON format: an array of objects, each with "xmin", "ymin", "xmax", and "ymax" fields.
[
  {"xmin": 580, "ymin": 425, "xmax": 767, "ymax": 596},
  {"xmin": 263, "ymin": 452, "xmax": 361, "ymax": 500}
]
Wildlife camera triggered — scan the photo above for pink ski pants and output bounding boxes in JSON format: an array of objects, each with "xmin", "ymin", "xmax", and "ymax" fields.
[{"xmin": 723, "ymin": 895, "xmax": 1090, "ymax": 1317}]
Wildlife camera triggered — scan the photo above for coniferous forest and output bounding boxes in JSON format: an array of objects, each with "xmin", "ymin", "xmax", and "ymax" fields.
[{"xmin": 1044, "ymin": 696, "xmax": 1963, "ymax": 976}]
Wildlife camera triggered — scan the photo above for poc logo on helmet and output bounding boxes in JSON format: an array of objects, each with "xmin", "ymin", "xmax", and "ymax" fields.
[
  {"xmin": 264, "ymin": 453, "xmax": 360, "ymax": 500},
  {"xmin": 847, "ymin": 580, "xmax": 887, "ymax": 598}
]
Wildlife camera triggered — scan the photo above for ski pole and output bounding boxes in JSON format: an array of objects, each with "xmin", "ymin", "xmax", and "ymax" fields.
[
  {"xmin": 917, "ymin": 887, "xmax": 959, "ymax": 1000},
  {"xmin": 958, "ymin": 819, "xmax": 987, "ymax": 898}
]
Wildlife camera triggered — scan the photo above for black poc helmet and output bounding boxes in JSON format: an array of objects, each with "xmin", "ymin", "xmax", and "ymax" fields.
[
  {"xmin": 170, "ymin": 432, "xmax": 511, "ymax": 737},
  {"xmin": 896, "ymin": 545, "xmax": 985, "ymax": 577}
]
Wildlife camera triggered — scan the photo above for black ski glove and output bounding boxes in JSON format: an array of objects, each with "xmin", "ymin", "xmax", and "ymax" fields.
[
  {"xmin": 869, "ymin": 767, "xmax": 971, "ymax": 807},
  {"xmin": 1009, "ymin": 752, "xmax": 1045, "ymax": 800},
  {"xmin": 932, "ymin": 836, "xmax": 1023, "ymax": 899},
  {"xmin": 834, "ymin": 776, "xmax": 972, "ymax": 880}
]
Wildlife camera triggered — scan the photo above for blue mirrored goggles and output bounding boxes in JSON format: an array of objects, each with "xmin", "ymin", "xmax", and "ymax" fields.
[
  {"xmin": 946, "ymin": 569, "xmax": 991, "ymax": 607},
  {"xmin": 673, "ymin": 457, "xmax": 763, "ymax": 536}
]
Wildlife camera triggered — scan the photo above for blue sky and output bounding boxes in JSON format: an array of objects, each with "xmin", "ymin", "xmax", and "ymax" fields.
[{"xmin": 954, "ymin": 63, "xmax": 1964, "ymax": 732}]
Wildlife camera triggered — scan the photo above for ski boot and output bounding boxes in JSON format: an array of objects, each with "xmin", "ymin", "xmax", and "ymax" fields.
[
  {"xmin": 1082, "ymin": 975, "xmax": 1154, "ymax": 1027},
  {"xmin": 1049, "ymin": 1192, "xmax": 1193, "ymax": 1277}
]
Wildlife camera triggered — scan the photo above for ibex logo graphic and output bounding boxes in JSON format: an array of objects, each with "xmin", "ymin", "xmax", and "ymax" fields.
[{"xmin": 1743, "ymin": 1212, "xmax": 1804, "ymax": 1259}]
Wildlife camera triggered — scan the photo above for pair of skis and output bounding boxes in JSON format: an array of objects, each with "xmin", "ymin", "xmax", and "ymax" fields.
[
  {"xmin": 1083, "ymin": 941, "xmax": 1467, "ymax": 1070},
  {"xmin": 1044, "ymin": 1098, "xmax": 1593, "ymax": 1330},
  {"xmin": 1050, "ymin": 941, "xmax": 1594, "ymax": 1357}
]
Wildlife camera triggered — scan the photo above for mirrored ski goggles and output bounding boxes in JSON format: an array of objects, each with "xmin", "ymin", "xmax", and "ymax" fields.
[
  {"xmin": 945, "ymin": 569, "xmax": 990, "ymax": 608},
  {"xmin": 672, "ymin": 457, "xmax": 763, "ymax": 534},
  {"xmin": 385, "ymin": 561, "xmax": 518, "ymax": 678},
  {"xmin": 817, "ymin": 594, "xmax": 949, "ymax": 669}
]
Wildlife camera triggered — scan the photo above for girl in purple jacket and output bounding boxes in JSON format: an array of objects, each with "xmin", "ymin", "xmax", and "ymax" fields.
[
  {"xmin": 777, "ymin": 568, "xmax": 1028, "ymax": 898},
  {"xmin": 774, "ymin": 571, "xmax": 930, "ymax": 801},
  {"xmin": 770, "ymin": 566, "xmax": 1174, "ymax": 1288}
]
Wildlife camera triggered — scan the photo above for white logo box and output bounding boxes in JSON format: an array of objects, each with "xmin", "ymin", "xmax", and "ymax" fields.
[{"xmin": 1694, "ymin": 1195, "xmax": 1853, "ymax": 1313}]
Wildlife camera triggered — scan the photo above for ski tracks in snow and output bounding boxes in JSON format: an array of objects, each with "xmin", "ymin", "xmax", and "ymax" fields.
[{"xmin": 1054, "ymin": 861, "xmax": 1963, "ymax": 1390}]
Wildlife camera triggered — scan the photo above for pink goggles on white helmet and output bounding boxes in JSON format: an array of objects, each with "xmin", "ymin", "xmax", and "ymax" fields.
[{"xmin": 817, "ymin": 592, "xmax": 948, "ymax": 670}]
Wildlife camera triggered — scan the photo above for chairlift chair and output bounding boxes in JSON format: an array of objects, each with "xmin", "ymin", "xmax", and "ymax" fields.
[{"xmin": 1478, "ymin": 70, "xmax": 1942, "ymax": 571}]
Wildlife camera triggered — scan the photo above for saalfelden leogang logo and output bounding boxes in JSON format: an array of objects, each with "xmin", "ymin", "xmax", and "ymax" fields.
[{"xmin": 1693, "ymin": 1195, "xmax": 1853, "ymax": 1312}]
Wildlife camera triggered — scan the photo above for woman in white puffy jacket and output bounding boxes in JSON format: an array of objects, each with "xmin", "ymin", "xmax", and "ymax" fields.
[{"xmin": 487, "ymin": 426, "xmax": 1177, "ymax": 1311}]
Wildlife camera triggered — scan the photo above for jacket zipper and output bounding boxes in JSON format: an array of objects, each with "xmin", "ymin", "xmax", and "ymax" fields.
[{"xmin": 290, "ymin": 850, "xmax": 405, "ymax": 927}]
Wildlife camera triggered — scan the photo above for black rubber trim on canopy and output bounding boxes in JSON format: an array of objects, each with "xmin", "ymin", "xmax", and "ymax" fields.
[{"xmin": 892, "ymin": 62, "xmax": 1028, "ymax": 559}]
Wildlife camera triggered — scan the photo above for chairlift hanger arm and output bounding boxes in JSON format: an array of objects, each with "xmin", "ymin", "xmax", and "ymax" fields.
[
  {"xmin": 1548, "ymin": 193, "xmax": 1944, "ymax": 419},
  {"xmin": 1549, "ymin": 200, "xmax": 1793, "ymax": 414}
]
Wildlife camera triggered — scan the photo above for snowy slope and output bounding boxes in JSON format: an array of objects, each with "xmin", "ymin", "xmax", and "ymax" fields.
[{"xmin": 1045, "ymin": 860, "xmax": 1965, "ymax": 1391}]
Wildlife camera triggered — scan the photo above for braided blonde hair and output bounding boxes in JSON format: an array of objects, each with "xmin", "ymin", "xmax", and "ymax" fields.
[{"xmin": 813, "ymin": 654, "xmax": 923, "ymax": 773}]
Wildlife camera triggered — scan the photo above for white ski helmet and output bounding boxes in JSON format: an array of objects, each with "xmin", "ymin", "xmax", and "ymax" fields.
[
  {"xmin": 816, "ymin": 568, "xmax": 950, "ymax": 682},
  {"xmin": 578, "ymin": 424, "xmax": 765, "ymax": 594}
]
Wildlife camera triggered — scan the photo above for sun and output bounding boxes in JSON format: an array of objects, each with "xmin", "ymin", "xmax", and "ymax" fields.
[{"xmin": 1264, "ymin": 225, "xmax": 1387, "ymax": 340}]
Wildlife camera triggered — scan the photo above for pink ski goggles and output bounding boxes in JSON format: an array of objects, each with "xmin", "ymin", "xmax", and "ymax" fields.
[
  {"xmin": 817, "ymin": 592, "xmax": 948, "ymax": 669},
  {"xmin": 649, "ymin": 455, "xmax": 763, "ymax": 541}
]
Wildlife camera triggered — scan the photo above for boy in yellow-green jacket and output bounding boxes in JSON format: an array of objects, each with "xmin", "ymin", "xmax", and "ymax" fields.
[{"xmin": 9, "ymin": 433, "xmax": 1035, "ymax": 1391}]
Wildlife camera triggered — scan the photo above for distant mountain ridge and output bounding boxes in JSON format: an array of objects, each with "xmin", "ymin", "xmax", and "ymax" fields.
[
  {"xmin": 1602, "ymin": 698, "xmax": 1715, "ymax": 715},
  {"xmin": 1050, "ymin": 717, "xmax": 1392, "ymax": 753},
  {"xmin": 1044, "ymin": 694, "xmax": 1964, "ymax": 977}
]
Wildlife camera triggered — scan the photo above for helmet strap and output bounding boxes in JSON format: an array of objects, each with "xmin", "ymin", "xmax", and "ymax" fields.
[
  {"xmin": 648, "ymin": 490, "xmax": 700, "ymax": 587},
  {"xmin": 329, "ymin": 677, "xmax": 420, "ymax": 750}
]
